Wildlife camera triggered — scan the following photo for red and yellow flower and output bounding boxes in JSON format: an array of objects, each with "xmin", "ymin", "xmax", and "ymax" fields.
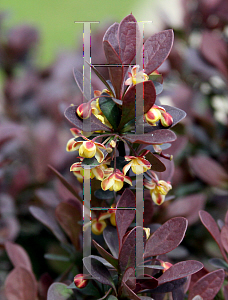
[
  {"xmin": 144, "ymin": 175, "xmax": 172, "ymax": 205},
  {"xmin": 123, "ymin": 154, "xmax": 151, "ymax": 175},
  {"xmin": 101, "ymin": 169, "xmax": 132, "ymax": 192},
  {"xmin": 125, "ymin": 65, "xmax": 149, "ymax": 86},
  {"xmin": 70, "ymin": 161, "xmax": 108, "ymax": 182},
  {"xmin": 145, "ymin": 105, "xmax": 173, "ymax": 127},
  {"xmin": 74, "ymin": 274, "xmax": 88, "ymax": 288},
  {"xmin": 66, "ymin": 138, "xmax": 106, "ymax": 163}
]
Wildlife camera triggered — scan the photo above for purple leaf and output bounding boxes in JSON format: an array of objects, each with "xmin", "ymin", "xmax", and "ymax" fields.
[
  {"xmin": 123, "ymin": 282, "xmax": 142, "ymax": 300},
  {"xmin": 145, "ymin": 152, "xmax": 166, "ymax": 172},
  {"xmin": 118, "ymin": 80, "xmax": 156, "ymax": 129},
  {"xmin": 29, "ymin": 206, "xmax": 67, "ymax": 244},
  {"xmin": 73, "ymin": 68, "xmax": 94, "ymax": 101},
  {"xmin": 64, "ymin": 105, "xmax": 111, "ymax": 132},
  {"xmin": 103, "ymin": 22, "xmax": 119, "ymax": 55},
  {"xmin": 103, "ymin": 40, "xmax": 123, "ymax": 99},
  {"xmin": 118, "ymin": 14, "xmax": 140, "ymax": 65},
  {"xmin": 221, "ymin": 225, "xmax": 228, "ymax": 254},
  {"xmin": 172, "ymin": 286, "xmax": 185, "ymax": 300},
  {"xmin": 116, "ymin": 189, "xmax": 136, "ymax": 249},
  {"xmin": 223, "ymin": 284, "xmax": 228, "ymax": 300},
  {"xmin": 121, "ymin": 267, "xmax": 136, "ymax": 290},
  {"xmin": 188, "ymin": 269, "xmax": 225, "ymax": 300},
  {"xmin": 189, "ymin": 156, "xmax": 228, "ymax": 188},
  {"xmin": 55, "ymin": 202, "xmax": 82, "ymax": 250},
  {"xmin": 147, "ymin": 278, "xmax": 187, "ymax": 294},
  {"xmin": 5, "ymin": 267, "xmax": 37, "ymax": 300},
  {"xmin": 119, "ymin": 226, "xmax": 145, "ymax": 273},
  {"xmin": 123, "ymin": 130, "xmax": 176, "ymax": 145},
  {"xmin": 144, "ymin": 217, "xmax": 188, "ymax": 258},
  {"xmin": 103, "ymin": 226, "xmax": 119, "ymax": 258},
  {"xmin": 47, "ymin": 282, "xmax": 74, "ymax": 300},
  {"xmin": 199, "ymin": 210, "xmax": 228, "ymax": 262},
  {"xmin": 144, "ymin": 30, "xmax": 174, "ymax": 75},
  {"xmin": 83, "ymin": 257, "xmax": 116, "ymax": 291},
  {"xmin": 93, "ymin": 240, "xmax": 118, "ymax": 270},
  {"xmin": 5, "ymin": 241, "xmax": 32, "ymax": 272},
  {"xmin": 158, "ymin": 261, "xmax": 203, "ymax": 284}
]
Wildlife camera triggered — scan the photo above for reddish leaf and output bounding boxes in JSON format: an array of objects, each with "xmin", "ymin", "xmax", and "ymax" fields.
[
  {"xmin": 55, "ymin": 202, "xmax": 82, "ymax": 250},
  {"xmin": 189, "ymin": 267, "xmax": 209, "ymax": 291},
  {"xmin": 225, "ymin": 210, "xmax": 228, "ymax": 225},
  {"xmin": 155, "ymin": 157, "xmax": 174, "ymax": 182},
  {"xmin": 119, "ymin": 226, "xmax": 145, "ymax": 273},
  {"xmin": 144, "ymin": 217, "xmax": 188, "ymax": 258},
  {"xmin": 221, "ymin": 225, "xmax": 228, "ymax": 253},
  {"xmin": 83, "ymin": 257, "xmax": 116, "ymax": 292},
  {"xmin": 137, "ymin": 275, "xmax": 159, "ymax": 290},
  {"xmin": 147, "ymin": 278, "xmax": 187, "ymax": 294},
  {"xmin": 158, "ymin": 260, "xmax": 203, "ymax": 284},
  {"xmin": 103, "ymin": 226, "xmax": 119, "ymax": 258},
  {"xmin": 116, "ymin": 189, "xmax": 136, "ymax": 249},
  {"xmin": 123, "ymin": 130, "xmax": 176, "ymax": 145},
  {"xmin": 38, "ymin": 273, "xmax": 53, "ymax": 300},
  {"xmin": 103, "ymin": 40, "xmax": 123, "ymax": 99},
  {"xmin": 189, "ymin": 156, "xmax": 228, "ymax": 188},
  {"xmin": 118, "ymin": 14, "xmax": 140, "ymax": 65},
  {"xmin": 200, "ymin": 31, "xmax": 228, "ymax": 78},
  {"xmin": 64, "ymin": 105, "xmax": 111, "ymax": 132},
  {"xmin": 144, "ymin": 30, "xmax": 174, "ymax": 75},
  {"xmin": 5, "ymin": 267, "xmax": 37, "ymax": 300},
  {"xmin": 29, "ymin": 206, "xmax": 67, "ymax": 244},
  {"xmin": 188, "ymin": 269, "xmax": 225, "ymax": 300},
  {"xmin": 123, "ymin": 282, "xmax": 141, "ymax": 300},
  {"xmin": 118, "ymin": 80, "xmax": 156, "ymax": 129},
  {"xmin": 103, "ymin": 22, "xmax": 119, "ymax": 55},
  {"xmin": 166, "ymin": 194, "xmax": 206, "ymax": 226},
  {"xmin": 121, "ymin": 267, "xmax": 136, "ymax": 290},
  {"xmin": 73, "ymin": 69, "xmax": 94, "ymax": 101},
  {"xmin": 199, "ymin": 210, "xmax": 227, "ymax": 262},
  {"xmin": 145, "ymin": 152, "xmax": 166, "ymax": 172},
  {"xmin": 93, "ymin": 240, "xmax": 118, "ymax": 270},
  {"xmin": 223, "ymin": 284, "xmax": 228, "ymax": 300},
  {"xmin": 5, "ymin": 241, "xmax": 32, "ymax": 271}
]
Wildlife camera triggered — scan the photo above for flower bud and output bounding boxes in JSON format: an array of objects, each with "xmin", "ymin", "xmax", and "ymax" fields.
[
  {"xmin": 145, "ymin": 107, "xmax": 162, "ymax": 126},
  {"xmin": 143, "ymin": 227, "xmax": 150, "ymax": 239},
  {"xmin": 160, "ymin": 261, "xmax": 173, "ymax": 272},
  {"xmin": 74, "ymin": 274, "xmax": 88, "ymax": 288},
  {"xmin": 76, "ymin": 103, "xmax": 92, "ymax": 119},
  {"xmin": 160, "ymin": 111, "xmax": 173, "ymax": 127},
  {"xmin": 91, "ymin": 219, "xmax": 107, "ymax": 235}
]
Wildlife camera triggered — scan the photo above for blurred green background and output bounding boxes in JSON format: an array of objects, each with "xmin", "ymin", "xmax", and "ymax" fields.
[{"xmin": 0, "ymin": 0, "xmax": 155, "ymax": 66}]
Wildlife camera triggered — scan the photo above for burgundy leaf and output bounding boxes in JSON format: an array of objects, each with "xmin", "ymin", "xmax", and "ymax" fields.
[
  {"xmin": 172, "ymin": 286, "xmax": 185, "ymax": 300},
  {"xmin": 223, "ymin": 284, "xmax": 228, "ymax": 300},
  {"xmin": 123, "ymin": 130, "xmax": 176, "ymax": 145},
  {"xmin": 103, "ymin": 226, "xmax": 119, "ymax": 258},
  {"xmin": 5, "ymin": 241, "xmax": 32, "ymax": 271},
  {"xmin": 147, "ymin": 278, "xmax": 187, "ymax": 294},
  {"xmin": 103, "ymin": 22, "xmax": 119, "ymax": 55},
  {"xmin": 64, "ymin": 105, "xmax": 111, "ymax": 132},
  {"xmin": 83, "ymin": 257, "xmax": 116, "ymax": 291},
  {"xmin": 155, "ymin": 157, "xmax": 174, "ymax": 182},
  {"xmin": 47, "ymin": 282, "xmax": 74, "ymax": 300},
  {"xmin": 103, "ymin": 40, "xmax": 123, "ymax": 99},
  {"xmin": 116, "ymin": 189, "xmax": 136, "ymax": 249},
  {"xmin": 119, "ymin": 226, "xmax": 145, "ymax": 273},
  {"xmin": 118, "ymin": 80, "xmax": 156, "ymax": 129},
  {"xmin": 225, "ymin": 210, "xmax": 228, "ymax": 225},
  {"xmin": 166, "ymin": 194, "xmax": 206, "ymax": 226},
  {"xmin": 29, "ymin": 206, "xmax": 67, "ymax": 244},
  {"xmin": 73, "ymin": 68, "xmax": 94, "ymax": 101},
  {"xmin": 200, "ymin": 31, "xmax": 228, "ymax": 78},
  {"xmin": 145, "ymin": 152, "xmax": 166, "ymax": 172},
  {"xmin": 199, "ymin": 210, "xmax": 228, "ymax": 262},
  {"xmin": 158, "ymin": 261, "xmax": 203, "ymax": 284},
  {"xmin": 93, "ymin": 240, "xmax": 118, "ymax": 270},
  {"xmin": 221, "ymin": 225, "xmax": 228, "ymax": 253},
  {"xmin": 188, "ymin": 269, "xmax": 225, "ymax": 300},
  {"xmin": 189, "ymin": 156, "xmax": 228, "ymax": 188},
  {"xmin": 123, "ymin": 282, "xmax": 142, "ymax": 300},
  {"xmin": 137, "ymin": 275, "xmax": 159, "ymax": 290},
  {"xmin": 38, "ymin": 273, "xmax": 53, "ymax": 300},
  {"xmin": 121, "ymin": 267, "xmax": 136, "ymax": 290},
  {"xmin": 48, "ymin": 165, "xmax": 83, "ymax": 203},
  {"xmin": 144, "ymin": 217, "xmax": 188, "ymax": 258},
  {"xmin": 189, "ymin": 268, "xmax": 209, "ymax": 291},
  {"xmin": 5, "ymin": 267, "xmax": 37, "ymax": 300},
  {"xmin": 55, "ymin": 202, "xmax": 82, "ymax": 250},
  {"xmin": 144, "ymin": 30, "xmax": 174, "ymax": 75},
  {"xmin": 118, "ymin": 14, "xmax": 140, "ymax": 65}
]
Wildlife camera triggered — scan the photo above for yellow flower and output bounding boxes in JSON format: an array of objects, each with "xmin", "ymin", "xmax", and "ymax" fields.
[
  {"xmin": 123, "ymin": 155, "xmax": 151, "ymax": 175},
  {"xmin": 144, "ymin": 176, "xmax": 172, "ymax": 205},
  {"xmin": 125, "ymin": 65, "xmax": 149, "ymax": 86},
  {"xmin": 145, "ymin": 105, "xmax": 173, "ymax": 127},
  {"xmin": 70, "ymin": 161, "xmax": 109, "ymax": 182},
  {"xmin": 101, "ymin": 169, "xmax": 132, "ymax": 192},
  {"xmin": 66, "ymin": 138, "xmax": 106, "ymax": 163}
]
